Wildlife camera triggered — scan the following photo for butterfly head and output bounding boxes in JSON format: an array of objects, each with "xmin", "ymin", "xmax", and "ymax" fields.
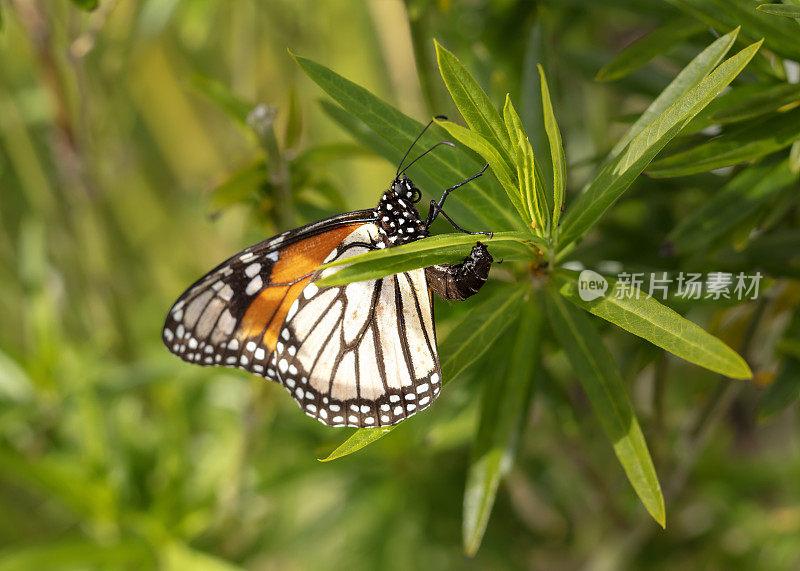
[{"xmin": 375, "ymin": 174, "xmax": 427, "ymax": 246}]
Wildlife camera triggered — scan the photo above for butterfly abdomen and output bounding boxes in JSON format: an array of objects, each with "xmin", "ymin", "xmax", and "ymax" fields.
[{"xmin": 426, "ymin": 242, "xmax": 493, "ymax": 301}]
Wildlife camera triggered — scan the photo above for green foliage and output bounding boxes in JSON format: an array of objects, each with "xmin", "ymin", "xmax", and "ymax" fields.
[{"xmin": 2, "ymin": 2, "xmax": 800, "ymax": 569}]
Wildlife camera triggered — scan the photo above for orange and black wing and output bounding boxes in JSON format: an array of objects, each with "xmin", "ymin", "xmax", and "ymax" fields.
[{"xmin": 162, "ymin": 211, "xmax": 373, "ymax": 380}]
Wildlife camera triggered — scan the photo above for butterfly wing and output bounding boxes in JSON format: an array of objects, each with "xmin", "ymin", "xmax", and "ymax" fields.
[
  {"xmin": 273, "ymin": 223, "xmax": 442, "ymax": 427},
  {"xmin": 162, "ymin": 211, "xmax": 373, "ymax": 378}
]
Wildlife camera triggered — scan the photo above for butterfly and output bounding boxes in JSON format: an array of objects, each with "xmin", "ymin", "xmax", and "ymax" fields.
[{"xmin": 162, "ymin": 118, "xmax": 494, "ymax": 427}]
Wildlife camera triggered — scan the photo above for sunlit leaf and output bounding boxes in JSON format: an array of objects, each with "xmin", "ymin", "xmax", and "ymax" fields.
[
  {"xmin": 545, "ymin": 288, "xmax": 665, "ymax": 527},
  {"xmin": 610, "ymin": 28, "xmax": 739, "ymax": 159},
  {"xmin": 435, "ymin": 40, "xmax": 514, "ymax": 165},
  {"xmin": 69, "ymin": 0, "xmax": 99, "ymax": 10},
  {"xmin": 552, "ymin": 269, "xmax": 752, "ymax": 379},
  {"xmin": 595, "ymin": 18, "xmax": 706, "ymax": 82},
  {"xmin": 319, "ymin": 427, "xmax": 395, "ymax": 462},
  {"xmin": 316, "ymin": 231, "xmax": 542, "ymax": 287},
  {"xmin": 435, "ymin": 118, "xmax": 528, "ymax": 224},
  {"xmin": 559, "ymin": 39, "xmax": 761, "ymax": 247},
  {"xmin": 504, "ymin": 97, "xmax": 551, "ymax": 237},
  {"xmin": 538, "ymin": 65, "xmax": 566, "ymax": 238}
]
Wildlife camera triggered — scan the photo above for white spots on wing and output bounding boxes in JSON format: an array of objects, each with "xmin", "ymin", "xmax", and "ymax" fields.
[
  {"xmin": 227, "ymin": 338, "xmax": 239, "ymax": 350},
  {"xmin": 164, "ymin": 329, "xmax": 174, "ymax": 342},
  {"xmin": 226, "ymin": 356, "xmax": 237, "ymax": 364},
  {"xmin": 431, "ymin": 373, "xmax": 440, "ymax": 384},
  {"xmin": 245, "ymin": 263, "xmax": 261, "ymax": 278},
  {"xmin": 188, "ymin": 338, "xmax": 198, "ymax": 350},
  {"xmin": 332, "ymin": 415, "xmax": 344, "ymax": 423},
  {"xmin": 389, "ymin": 394, "xmax": 400, "ymax": 403},
  {"xmin": 329, "ymin": 404, "xmax": 340, "ymax": 412},
  {"xmin": 286, "ymin": 298, "xmax": 300, "ymax": 321},
  {"xmin": 240, "ymin": 355, "xmax": 248, "ymax": 365},
  {"xmin": 218, "ymin": 309, "xmax": 236, "ymax": 335},
  {"xmin": 255, "ymin": 348, "xmax": 265, "ymax": 361},
  {"xmin": 295, "ymin": 388, "xmax": 304, "ymax": 399},
  {"xmin": 211, "ymin": 280, "xmax": 223, "ymax": 291},
  {"xmin": 184, "ymin": 290, "xmax": 213, "ymax": 328},
  {"xmin": 319, "ymin": 409, "xmax": 328, "ymax": 420},
  {"xmin": 381, "ymin": 415, "xmax": 390, "ymax": 423},
  {"xmin": 406, "ymin": 403, "xmax": 416, "ymax": 411},
  {"xmin": 266, "ymin": 251, "xmax": 279, "ymax": 262},
  {"xmin": 278, "ymin": 359, "xmax": 288, "ymax": 373},
  {"xmin": 246, "ymin": 341, "xmax": 256, "ymax": 353},
  {"xmin": 419, "ymin": 396, "xmax": 431, "ymax": 406},
  {"xmin": 393, "ymin": 406, "xmax": 403, "ymax": 416},
  {"xmin": 176, "ymin": 324, "xmax": 185, "ymax": 338},
  {"xmin": 364, "ymin": 417, "xmax": 375, "ymax": 425},
  {"xmin": 239, "ymin": 252, "xmax": 255, "ymax": 262},
  {"xmin": 288, "ymin": 345, "xmax": 296, "ymax": 356},
  {"xmin": 219, "ymin": 284, "xmax": 234, "ymax": 301},
  {"xmin": 245, "ymin": 275, "xmax": 262, "ymax": 295},
  {"xmin": 303, "ymin": 282, "xmax": 319, "ymax": 299},
  {"xmin": 404, "ymin": 393, "xmax": 416, "ymax": 401},
  {"xmin": 348, "ymin": 415, "xmax": 358, "ymax": 424},
  {"xmin": 416, "ymin": 383, "xmax": 429, "ymax": 394}
]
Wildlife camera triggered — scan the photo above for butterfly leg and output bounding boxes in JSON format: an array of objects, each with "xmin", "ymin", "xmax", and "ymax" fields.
[
  {"xmin": 425, "ymin": 242, "xmax": 493, "ymax": 301},
  {"xmin": 424, "ymin": 164, "xmax": 492, "ymax": 237}
]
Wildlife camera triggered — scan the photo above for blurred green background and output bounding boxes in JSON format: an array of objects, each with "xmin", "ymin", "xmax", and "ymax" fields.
[{"xmin": 1, "ymin": 1, "xmax": 800, "ymax": 569}]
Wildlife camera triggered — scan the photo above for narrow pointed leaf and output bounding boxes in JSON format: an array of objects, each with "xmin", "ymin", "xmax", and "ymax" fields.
[
  {"xmin": 667, "ymin": 158, "xmax": 797, "ymax": 253},
  {"xmin": 552, "ymin": 269, "xmax": 752, "ymax": 379},
  {"xmin": 320, "ymin": 285, "xmax": 528, "ymax": 460},
  {"xmin": 610, "ymin": 28, "xmax": 739, "ymax": 159},
  {"xmin": 757, "ymin": 3, "xmax": 800, "ymax": 17},
  {"xmin": 538, "ymin": 65, "xmax": 566, "ymax": 236},
  {"xmin": 559, "ymin": 39, "xmax": 761, "ymax": 247},
  {"xmin": 293, "ymin": 53, "xmax": 523, "ymax": 233},
  {"xmin": 545, "ymin": 288, "xmax": 665, "ymax": 527},
  {"xmin": 435, "ymin": 41, "xmax": 514, "ymax": 164},
  {"xmin": 435, "ymin": 118, "xmax": 529, "ymax": 224},
  {"xmin": 504, "ymin": 97, "xmax": 551, "ymax": 235},
  {"xmin": 710, "ymin": 83, "xmax": 800, "ymax": 124},
  {"xmin": 316, "ymin": 231, "xmax": 543, "ymax": 287},
  {"xmin": 595, "ymin": 18, "xmax": 706, "ymax": 82},
  {"xmin": 647, "ymin": 108, "xmax": 800, "ymax": 177},
  {"xmin": 463, "ymin": 302, "xmax": 542, "ymax": 556}
]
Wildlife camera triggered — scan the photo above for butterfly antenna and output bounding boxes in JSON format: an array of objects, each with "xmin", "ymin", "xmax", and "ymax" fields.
[
  {"xmin": 398, "ymin": 140, "xmax": 456, "ymax": 177},
  {"xmin": 396, "ymin": 115, "xmax": 448, "ymax": 177}
]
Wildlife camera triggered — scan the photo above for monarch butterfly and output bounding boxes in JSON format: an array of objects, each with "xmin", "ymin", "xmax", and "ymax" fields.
[{"xmin": 162, "ymin": 118, "xmax": 494, "ymax": 427}]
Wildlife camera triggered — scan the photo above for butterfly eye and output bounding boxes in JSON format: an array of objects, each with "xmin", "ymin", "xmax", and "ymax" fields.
[{"xmin": 410, "ymin": 187, "xmax": 422, "ymax": 203}]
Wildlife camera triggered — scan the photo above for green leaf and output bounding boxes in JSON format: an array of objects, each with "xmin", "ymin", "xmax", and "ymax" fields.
[
  {"xmin": 545, "ymin": 288, "xmax": 665, "ymax": 527},
  {"xmin": 293, "ymin": 53, "xmax": 523, "ymax": 233},
  {"xmin": 595, "ymin": 18, "xmax": 706, "ymax": 82},
  {"xmin": 503, "ymin": 97, "xmax": 551, "ymax": 236},
  {"xmin": 710, "ymin": 83, "xmax": 800, "ymax": 124},
  {"xmin": 667, "ymin": 158, "xmax": 797, "ymax": 253},
  {"xmin": 552, "ymin": 269, "xmax": 752, "ymax": 379},
  {"xmin": 316, "ymin": 231, "xmax": 542, "ymax": 287},
  {"xmin": 69, "ymin": 0, "xmax": 99, "ymax": 10},
  {"xmin": 210, "ymin": 159, "xmax": 268, "ymax": 211},
  {"xmin": 191, "ymin": 74, "xmax": 253, "ymax": 126},
  {"xmin": 434, "ymin": 41, "xmax": 514, "ymax": 165},
  {"xmin": 320, "ymin": 285, "xmax": 529, "ymax": 461},
  {"xmin": 319, "ymin": 427, "xmax": 395, "ymax": 462},
  {"xmin": 463, "ymin": 301, "xmax": 542, "ymax": 556},
  {"xmin": 538, "ymin": 65, "xmax": 566, "ymax": 237},
  {"xmin": 435, "ymin": 118, "xmax": 528, "ymax": 224},
  {"xmin": 559, "ymin": 39, "xmax": 761, "ymax": 247},
  {"xmin": 610, "ymin": 28, "xmax": 739, "ymax": 160},
  {"xmin": 647, "ymin": 108, "xmax": 800, "ymax": 177},
  {"xmin": 757, "ymin": 3, "xmax": 800, "ymax": 17},
  {"xmin": 668, "ymin": 0, "xmax": 800, "ymax": 61}
]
